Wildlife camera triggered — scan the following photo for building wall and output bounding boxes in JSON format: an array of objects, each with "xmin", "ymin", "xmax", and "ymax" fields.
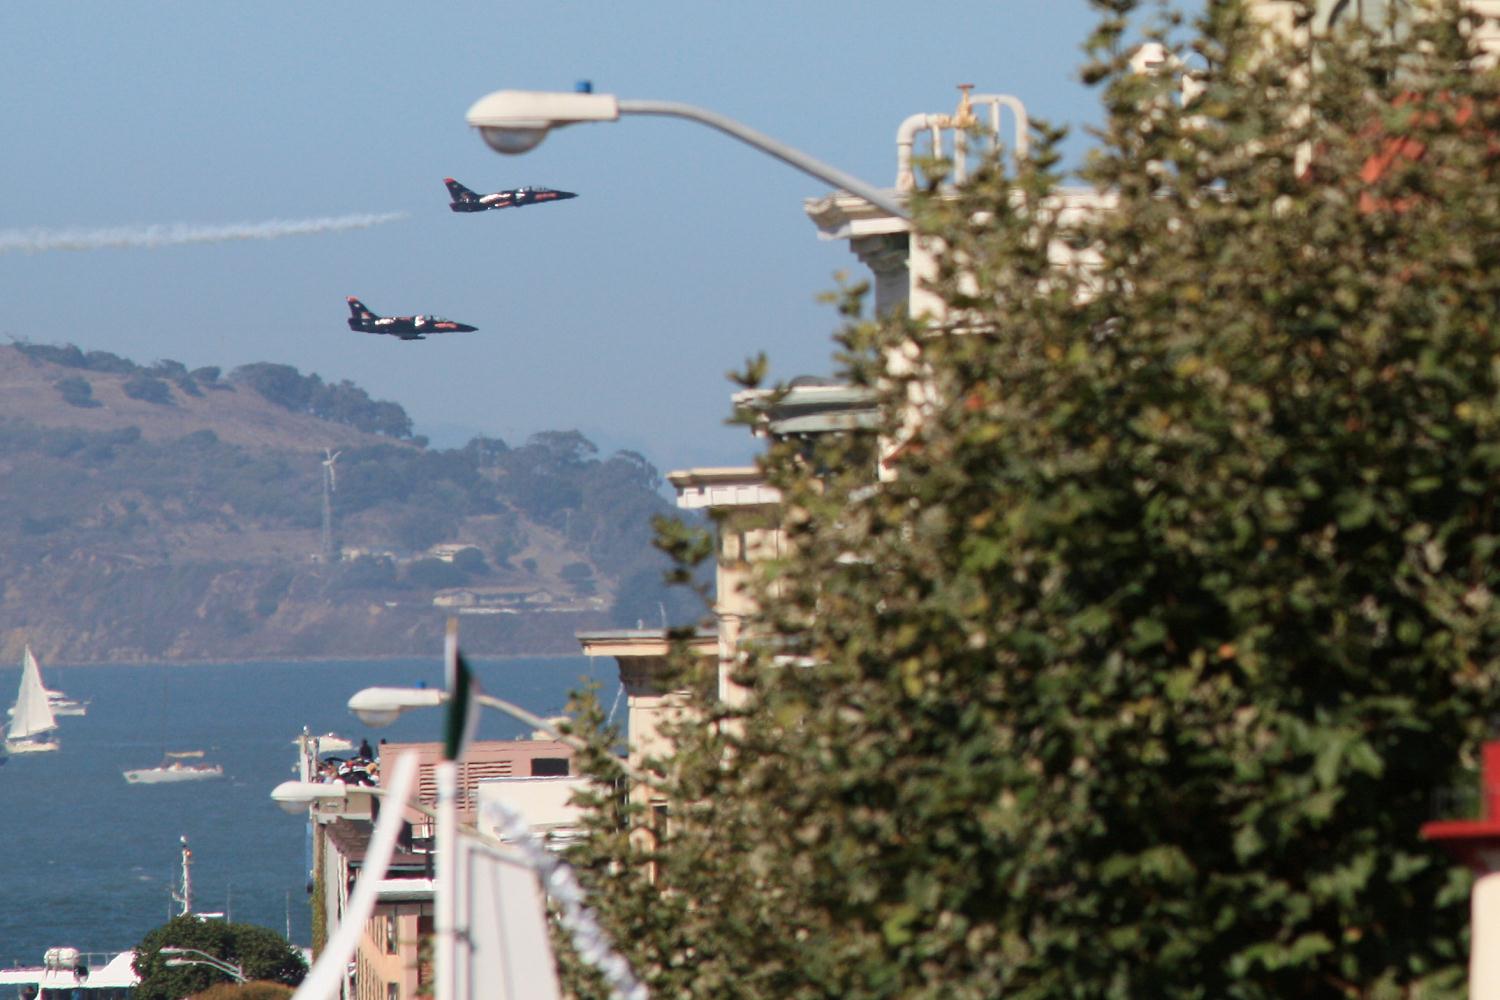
[
  {"xmin": 353, "ymin": 905, "xmax": 429, "ymax": 1000},
  {"xmin": 475, "ymin": 775, "xmax": 591, "ymax": 844},
  {"xmin": 377, "ymin": 740, "xmax": 576, "ymax": 827},
  {"xmin": 713, "ymin": 515, "xmax": 786, "ymax": 708}
]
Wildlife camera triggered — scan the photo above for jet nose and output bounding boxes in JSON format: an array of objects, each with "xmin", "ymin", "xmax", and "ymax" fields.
[{"xmin": 554, "ymin": 190, "xmax": 578, "ymax": 201}]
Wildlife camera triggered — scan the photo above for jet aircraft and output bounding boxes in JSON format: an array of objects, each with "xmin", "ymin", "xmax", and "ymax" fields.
[
  {"xmin": 444, "ymin": 178, "xmax": 578, "ymax": 213},
  {"xmin": 346, "ymin": 297, "xmax": 477, "ymax": 340}
]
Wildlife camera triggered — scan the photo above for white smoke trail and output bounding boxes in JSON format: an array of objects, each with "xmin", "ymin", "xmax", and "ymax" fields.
[{"xmin": 0, "ymin": 211, "xmax": 407, "ymax": 255}]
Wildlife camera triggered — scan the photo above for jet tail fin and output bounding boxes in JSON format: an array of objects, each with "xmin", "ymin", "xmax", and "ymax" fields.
[
  {"xmin": 347, "ymin": 296, "xmax": 377, "ymax": 320},
  {"xmin": 444, "ymin": 178, "xmax": 479, "ymax": 204}
]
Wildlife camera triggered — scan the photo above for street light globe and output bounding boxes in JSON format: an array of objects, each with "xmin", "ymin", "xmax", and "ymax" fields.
[
  {"xmin": 477, "ymin": 124, "xmax": 551, "ymax": 155},
  {"xmin": 351, "ymin": 705, "xmax": 401, "ymax": 727}
]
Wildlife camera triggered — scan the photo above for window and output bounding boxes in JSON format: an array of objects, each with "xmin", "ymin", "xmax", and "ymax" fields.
[
  {"xmin": 530, "ymin": 757, "xmax": 568, "ymax": 777},
  {"xmin": 384, "ymin": 913, "xmax": 398, "ymax": 954}
]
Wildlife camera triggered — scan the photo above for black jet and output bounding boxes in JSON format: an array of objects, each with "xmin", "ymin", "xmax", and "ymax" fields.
[
  {"xmin": 444, "ymin": 178, "xmax": 578, "ymax": 213},
  {"xmin": 346, "ymin": 297, "xmax": 477, "ymax": 341}
]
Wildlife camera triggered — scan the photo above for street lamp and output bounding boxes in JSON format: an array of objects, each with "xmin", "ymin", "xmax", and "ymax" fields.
[
  {"xmin": 346, "ymin": 686, "xmax": 444, "ymax": 727},
  {"xmin": 348, "ymin": 685, "xmax": 587, "ymax": 755},
  {"xmin": 270, "ymin": 779, "xmax": 370, "ymax": 815},
  {"xmin": 465, "ymin": 88, "xmax": 911, "ymax": 220},
  {"xmin": 159, "ymin": 947, "xmax": 246, "ymax": 984}
]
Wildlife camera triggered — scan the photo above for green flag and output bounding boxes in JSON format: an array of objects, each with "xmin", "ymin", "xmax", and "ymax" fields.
[{"xmin": 442, "ymin": 618, "xmax": 478, "ymax": 762}]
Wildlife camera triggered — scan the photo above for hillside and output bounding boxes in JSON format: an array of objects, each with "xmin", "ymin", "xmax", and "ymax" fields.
[{"xmin": 0, "ymin": 344, "xmax": 701, "ymax": 664}]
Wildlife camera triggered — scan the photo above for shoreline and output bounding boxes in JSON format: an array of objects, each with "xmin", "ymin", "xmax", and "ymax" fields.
[{"xmin": 42, "ymin": 648, "xmax": 594, "ymax": 669}]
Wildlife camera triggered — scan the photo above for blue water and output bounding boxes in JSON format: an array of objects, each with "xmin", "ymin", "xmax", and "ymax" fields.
[{"xmin": 0, "ymin": 656, "xmax": 617, "ymax": 967}]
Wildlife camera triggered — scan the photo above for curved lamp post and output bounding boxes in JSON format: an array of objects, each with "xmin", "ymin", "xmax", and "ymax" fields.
[
  {"xmin": 346, "ymin": 684, "xmax": 654, "ymax": 788},
  {"xmin": 347, "ymin": 685, "xmax": 586, "ymax": 755},
  {"xmin": 465, "ymin": 88, "xmax": 910, "ymax": 221},
  {"xmin": 160, "ymin": 947, "xmax": 247, "ymax": 984}
]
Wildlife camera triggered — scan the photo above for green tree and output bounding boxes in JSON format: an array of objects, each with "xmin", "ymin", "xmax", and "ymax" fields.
[
  {"xmin": 560, "ymin": 3, "xmax": 1500, "ymax": 998},
  {"xmin": 226, "ymin": 924, "xmax": 307, "ymax": 986},
  {"xmin": 122, "ymin": 374, "xmax": 174, "ymax": 406},
  {"xmin": 53, "ymin": 376, "xmax": 100, "ymax": 409},
  {"xmin": 134, "ymin": 916, "xmax": 306, "ymax": 1000},
  {"xmin": 451, "ymin": 545, "xmax": 489, "ymax": 575}
]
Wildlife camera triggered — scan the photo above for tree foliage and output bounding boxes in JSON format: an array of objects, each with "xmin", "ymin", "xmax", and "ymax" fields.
[
  {"xmin": 133, "ymin": 916, "xmax": 306, "ymax": 1000},
  {"xmin": 231, "ymin": 363, "xmax": 413, "ymax": 438},
  {"xmin": 561, "ymin": 3, "xmax": 1500, "ymax": 998},
  {"xmin": 53, "ymin": 376, "xmax": 100, "ymax": 409},
  {"xmin": 122, "ymin": 374, "xmax": 175, "ymax": 405}
]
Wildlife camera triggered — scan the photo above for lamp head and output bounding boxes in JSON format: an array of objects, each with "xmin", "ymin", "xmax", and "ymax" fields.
[
  {"xmin": 466, "ymin": 89, "xmax": 620, "ymax": 155},
  {"xmin": 347, "ymin": 686, "xmax": 445, "ymax": 726},
  {"xmin": 271, "ymin": 780, "xmax": 352, "ymax": 814}
]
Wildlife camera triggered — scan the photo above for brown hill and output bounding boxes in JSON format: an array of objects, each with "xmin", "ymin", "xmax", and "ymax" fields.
[
  {"xmin": 0, "ymin": 346, "xmax": 402, "ymax": 451},
  {"xmin": 0, "ymin": 344, "xmax": 694, "ymax": 664}
]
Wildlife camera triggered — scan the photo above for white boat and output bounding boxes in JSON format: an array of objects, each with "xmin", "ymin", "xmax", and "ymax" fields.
[
  {"xmin": 0, "ymin": 948, "xmax": 140, "ymax": 997},
  {"xmin": 7, "ymin": 688, "xmax": 88, "ymax": 718},
  {"xmin": 123, "ymin": 750, "xmax": 224, "ymax": 784},
  {"xmin": 6, "ymin": 647, "xmax": 60, "ymax": 754},
  {"xmin": 41, "ymin": 686, "xmax": 87, "ymax": 716},
  {"xmin": 292, "ymin": 731, "xmax": 355, "ymax": 754}
]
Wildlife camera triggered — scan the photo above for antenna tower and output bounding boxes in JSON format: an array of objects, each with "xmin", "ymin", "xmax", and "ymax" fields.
[{"xmin": 320, "ymin": 449, "xmax": 341, "ymax": 562}]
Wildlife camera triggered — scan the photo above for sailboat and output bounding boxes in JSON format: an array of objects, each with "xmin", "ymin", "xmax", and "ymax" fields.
[
  {"xmin": 123, "ymin": 750, "xmax": 224, "ymax": 784},
  {"xmin": 121, "ymin": 668, "xmax": 223, "ymax": 783},
  {"xmin": 7, "ymin": 647, "xmax": 61, "ymax": 754}
]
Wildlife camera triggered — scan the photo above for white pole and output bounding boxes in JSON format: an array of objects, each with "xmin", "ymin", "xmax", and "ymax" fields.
[{"xmin": 435, "ymin": 759, "xmax": 459, "ymax": 1000}]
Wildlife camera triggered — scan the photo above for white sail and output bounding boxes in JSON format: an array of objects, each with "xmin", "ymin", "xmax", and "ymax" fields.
[{"xmin": 9, "ymin": 647, "xmax": 59, "ymax": 741}]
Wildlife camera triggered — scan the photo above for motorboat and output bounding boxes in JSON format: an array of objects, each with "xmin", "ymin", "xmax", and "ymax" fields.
[
  {"xmin": 41, "ymin": 688, "xmax": 87, "ymax": 716},
  {"xmin": 123, "ymin": 751, "xmax": 224, "ymax": 784},
  {"xmin": 7, "ymin": 688, "xmax": 87, "ymax": 718}
]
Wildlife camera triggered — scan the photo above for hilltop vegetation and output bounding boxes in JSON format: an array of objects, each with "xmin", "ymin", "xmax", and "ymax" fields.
[{"xmin": 0, "ymin": 343, "xmax": 700, "ymax": 663}]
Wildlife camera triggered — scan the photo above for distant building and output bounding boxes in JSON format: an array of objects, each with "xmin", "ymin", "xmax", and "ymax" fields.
[{"xmin": 432, "ymin": 591, "xmax": 476, "ymax": 608}]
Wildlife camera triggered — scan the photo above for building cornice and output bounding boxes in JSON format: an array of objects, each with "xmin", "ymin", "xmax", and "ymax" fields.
[
  {"xmin": 804, "ymin": 191, "xmax": 910, "ymax": 241},
  {"xmin": 667, "ymin": 467, "xmax": 782, "ymax": 509},
  {"xmin": 576, "ymin": 628, "xmax": 717, "ymax": 660}
]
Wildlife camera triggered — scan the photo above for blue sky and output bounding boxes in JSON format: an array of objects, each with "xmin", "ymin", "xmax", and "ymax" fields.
[{"xmin": 0, "ymin": 2, "xmax": 1104, "ymax": 469}]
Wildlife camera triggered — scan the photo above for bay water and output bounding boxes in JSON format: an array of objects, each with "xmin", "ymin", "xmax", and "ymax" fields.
[{"xmin": 0, "ymin": 655, "xmax": 618, "ymax": 967}]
